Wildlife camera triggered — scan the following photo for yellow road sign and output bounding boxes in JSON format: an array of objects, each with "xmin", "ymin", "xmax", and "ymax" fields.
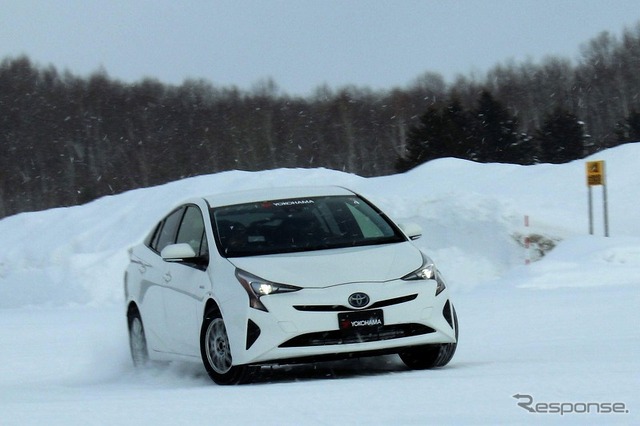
[{"xmin": 586, "ymin": 160, "xmax": 605, "ymax": 186}]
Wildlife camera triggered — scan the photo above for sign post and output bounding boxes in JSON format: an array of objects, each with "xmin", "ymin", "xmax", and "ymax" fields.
[{"xmin": 586, "ymin": 160, "xmax": 609, "ymax": 237}]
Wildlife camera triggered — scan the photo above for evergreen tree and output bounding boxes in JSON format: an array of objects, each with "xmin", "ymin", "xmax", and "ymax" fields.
[
  {"xmin": 510, "ymin": 132, "xmax": 538, "ymax": 165},
  {"xmin": 440, "ymin": 98, "xmax": 476, "ymax": 160},
  {"xmin": 537, "ymin": 107, "xmax": 585, "ymax": 163},
  {"xmin": 629, "ymin": 111, "xmax": 640, "ymax": 141},
  {"xmin": 615, "ymin": 110, "xmax": 640, "ymax": 142},
  {"xmin": 395, "ymin": 105, "xmax": 441, "ymax": 172},
  {"xmin": 472, "ymin": 90, "xmax": 520, "ymax": 163},
  {"xmin": 395, "ymin": 98, "xmax": 474, "ymax": 172}
]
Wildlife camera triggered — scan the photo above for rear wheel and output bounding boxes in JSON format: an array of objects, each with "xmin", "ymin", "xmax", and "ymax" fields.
[
  {"xmin": 128, "ymin": 309, "xmax": 149, "ymax": 367},
  {"xmin": 200, "ymin": 309, "xmax": 253, "ymax": 385},
  {"xmin": 399, "ymin": 305, "xmax": 458, "ymax": 369}
]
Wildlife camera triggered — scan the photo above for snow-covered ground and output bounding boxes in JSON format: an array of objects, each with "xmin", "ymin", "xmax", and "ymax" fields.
[{"xmin": 1, "ymin": 144, "xmax": 639, "ymax": 425}]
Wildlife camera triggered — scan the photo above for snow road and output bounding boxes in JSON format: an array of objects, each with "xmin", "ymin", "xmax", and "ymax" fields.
[{"xmin": 1, "ymin": 280, "xmax": 636, "ymax": 425}]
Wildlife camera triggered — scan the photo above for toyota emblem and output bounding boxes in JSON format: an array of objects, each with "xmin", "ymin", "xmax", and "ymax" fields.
[{"xmin": 348, "ymin": 292, "xmax": 370, "ymax": 308}]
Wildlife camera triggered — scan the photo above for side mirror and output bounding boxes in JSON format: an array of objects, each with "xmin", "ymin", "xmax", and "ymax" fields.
[
  {"xmin": 161, "ymin": 243, "xmax": 197, "ymax": 261},
  {"xmin": 398, "ymin": 222, "xmax": 422, "ymax": 240}
]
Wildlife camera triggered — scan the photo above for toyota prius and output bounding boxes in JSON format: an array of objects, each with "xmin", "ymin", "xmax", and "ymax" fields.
[{"xmin": 125, "ymin": 186, "xmax": 458, "ymax": 384}]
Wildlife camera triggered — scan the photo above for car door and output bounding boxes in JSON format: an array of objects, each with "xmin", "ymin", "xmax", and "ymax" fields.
[
  {"xmin": 161, "ymin": 204, "xmax": 211, "ymax": 357},
  {"xmin": 135, "ymin": 206, "xmax": 186, "ymax": 353}
]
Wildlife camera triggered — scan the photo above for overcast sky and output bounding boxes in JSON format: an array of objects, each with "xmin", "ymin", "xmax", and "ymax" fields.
[{"xmin": 1, "ymin": 0, "xmax": 639, "ymax": 96}]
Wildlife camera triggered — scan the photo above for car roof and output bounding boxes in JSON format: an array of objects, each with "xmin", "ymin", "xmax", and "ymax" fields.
[{"xmin": 202, "ymin": 185, "xmax": 356, "ymax": 208}]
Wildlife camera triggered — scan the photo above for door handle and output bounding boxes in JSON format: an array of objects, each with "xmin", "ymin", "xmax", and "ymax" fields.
[{"xmin": 163, "ymin": 272, "xmax": 172, "ymax": 282}]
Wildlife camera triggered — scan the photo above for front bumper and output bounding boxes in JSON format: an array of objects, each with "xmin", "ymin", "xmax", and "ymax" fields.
[{"xmin": 232, "ymin": 279, "xmax": 457, "ymax": 366}]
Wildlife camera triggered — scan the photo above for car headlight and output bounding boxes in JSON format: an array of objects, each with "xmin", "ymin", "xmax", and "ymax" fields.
[
  {"xmin": 235, "ymin": 269, "xmax": 301, "ymax": 312},
  {"xmin": 402, "ymin": 253, "xmax": 447, "ymax": 296}
]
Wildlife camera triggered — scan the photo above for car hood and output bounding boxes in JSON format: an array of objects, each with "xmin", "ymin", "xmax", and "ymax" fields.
[{"xmin": 226, "ymin": 242, "xmax": 423, "ymax": 288}]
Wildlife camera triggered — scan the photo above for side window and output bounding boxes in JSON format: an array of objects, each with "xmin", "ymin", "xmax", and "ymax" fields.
[
  {"xmin": 146, "ymin": 222, "xmax": 163, "ymax": 249},
  {"xmin": 176, "ymin": 205, "xmax": 208, "ymax": 257},
  {"xmin": 154, "ymin": 207, "xmax": 186, "ymax": 253}
]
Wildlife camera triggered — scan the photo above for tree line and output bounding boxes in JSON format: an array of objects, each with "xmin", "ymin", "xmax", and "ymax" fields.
[{"xmin": 1, "ymin": 23, "xmax": 639, "ymax": 218}]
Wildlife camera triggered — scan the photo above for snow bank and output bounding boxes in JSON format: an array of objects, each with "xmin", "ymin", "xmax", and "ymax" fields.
[{"xmin": 1, "ymin": 143, "xmax": 640, "ymax": 308}]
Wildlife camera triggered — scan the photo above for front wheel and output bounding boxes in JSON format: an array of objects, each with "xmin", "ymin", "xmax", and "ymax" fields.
[
  {"xmin": 200, "ymin": 309, "xmax": 253, "ymax": 385},
  {"xmin": 128, "ymin": 308, "xmax": 149, "ymax": 367},
  {"xmin": 399, "ymin": 305, "xmax": 458, "ymax": 369}
]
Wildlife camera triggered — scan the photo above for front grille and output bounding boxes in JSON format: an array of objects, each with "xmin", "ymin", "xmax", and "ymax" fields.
[
  {"xmin": 293, "ymin": 294, "xmax": 418, "ymax": 312},
  {"xmin": 279, "ymin": 323, "xmax": 435, "ymax": 348}
]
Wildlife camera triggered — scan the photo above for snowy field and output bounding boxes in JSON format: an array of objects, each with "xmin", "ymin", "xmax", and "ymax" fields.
[{"xmin": 1, "ymin": 143, "xmax": 639, "ymax": 425}]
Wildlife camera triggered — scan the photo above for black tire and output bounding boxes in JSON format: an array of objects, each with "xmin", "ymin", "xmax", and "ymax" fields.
[
  {"xmin": 399, "ymin": 304, "xmax": 458, "ymax": 369},
  {"xmin": 200, "ymin": 308, "xmax": 253, "ymax": 385},
  {"xmin": 128, "ymin": 308, "xmax": 149, "ymax": 367}
]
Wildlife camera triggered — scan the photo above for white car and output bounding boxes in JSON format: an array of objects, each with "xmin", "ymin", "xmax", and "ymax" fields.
[{"xmin": 125, "ymin": 186, "xmax": 458, "ymax": 384}]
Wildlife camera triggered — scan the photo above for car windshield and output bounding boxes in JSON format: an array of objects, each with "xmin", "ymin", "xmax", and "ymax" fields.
[{"xmin": 211, "ymin": 195, "xmax": 405, "ymax": 257}]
